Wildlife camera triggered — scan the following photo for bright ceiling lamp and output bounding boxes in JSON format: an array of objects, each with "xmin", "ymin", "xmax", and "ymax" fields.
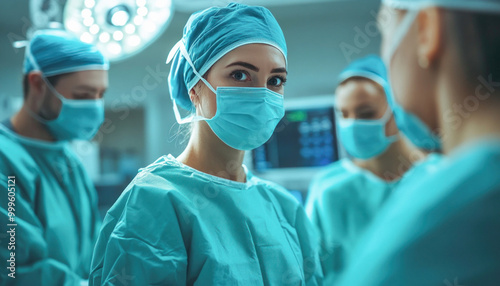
[{"xmin": 64, "ymin": 0, "xmax": 173, "ymax": 62}]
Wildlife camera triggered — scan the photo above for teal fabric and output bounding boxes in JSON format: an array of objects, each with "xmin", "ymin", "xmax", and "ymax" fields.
[
  {"xmin": 337, "ymin": 139, "xmax": 500, "ymax": 285},
  {"xmin": 90, "ymin": 154, "xmax": 322, "ymax": 285},
  {"xmin": 396, "ymin": 153, "xmax": 443, "ymax": 196},
  {"xmin": 0, "ymin": 125, "xmax": 101, "ymax": 285},
  {"xmin": 305, "ymin": 159, "xmax": 398, "ymax": 285},
  {"xmin": 24, "ymin": 29, "xmax": 109, "ymax": 77}
]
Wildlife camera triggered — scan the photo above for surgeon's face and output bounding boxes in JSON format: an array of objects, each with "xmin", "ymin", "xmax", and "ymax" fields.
[
  {"xmin": 378, "ymin": 5, "xmax": 440, "ymax": 133},
  {"xmin": 38, "ymin": 70, "xmax": 108, "ymax": 120},
  {"xmin": 335, "ymin": 78, "xmax": 398, "ymax": 136},
  {"xmin": 191, "ymin": 43, "xmax": 287, "ymax": 119}
]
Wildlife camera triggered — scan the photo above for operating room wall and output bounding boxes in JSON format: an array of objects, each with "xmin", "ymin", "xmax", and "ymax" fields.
[{"xmin": 0, "ymin": 0, "xmax": 381, "ymax": 180}]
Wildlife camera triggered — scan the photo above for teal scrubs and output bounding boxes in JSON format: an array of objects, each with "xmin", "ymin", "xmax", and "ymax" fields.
[
  {"xmin": 0, "ymin": 124, "xmax": 101, "ymax": 285},
  {"xmin": 305, "ymin": 158, "xmax": 398, "ymax": 284},
  {"xmin": 90, "ymin": 154, "xmax": 323, "ymax": 285},
  {"xmin": 337, "ymin": 139, "xmax": 500, "ymax": 285},
  {"xmin": 396, "ymin": 152, "xmax": 443, "ymax": 196}
]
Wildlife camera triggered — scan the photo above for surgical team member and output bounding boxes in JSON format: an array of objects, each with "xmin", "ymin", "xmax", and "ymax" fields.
[
  {"xmin": 338, "ymin": 0, "xmax": 500, "ymax": 285},
  {"xmin": 90, "ymin": 3, "xmax": 322, "ymax": 285},
  {"xmin": 305, "ymin": 55, "xmax": 424, "ymax": 284},
  {"xmin": 0, "ymin": 30, "xmax": 108, "ymax": 285}
]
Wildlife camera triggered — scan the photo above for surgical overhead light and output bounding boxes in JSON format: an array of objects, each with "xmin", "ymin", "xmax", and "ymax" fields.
[{"xmin": 64, "ymin": 0, "xmax": 173, "ymax": 62}]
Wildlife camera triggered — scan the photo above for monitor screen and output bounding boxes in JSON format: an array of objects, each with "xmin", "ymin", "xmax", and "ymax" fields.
[{"xmin": 252, "ymin": 100, "xmax": 339, "ymax": 171}]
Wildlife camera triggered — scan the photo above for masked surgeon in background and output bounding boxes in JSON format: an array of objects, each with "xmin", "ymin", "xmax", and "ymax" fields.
[
  {"xmin": 0, "ymin": 30, "xmax": 108, "ymax": 285},
  {"xmin": 90, "ymin": 3, "xmax": 322, "ymax": 285},
  {"xmin": 305, "ymin": 55, "xmax": 438, "ymax": 284},
  {"xmin": 338, "ymin": 0, "xmax": 500, "ymax": 285}
]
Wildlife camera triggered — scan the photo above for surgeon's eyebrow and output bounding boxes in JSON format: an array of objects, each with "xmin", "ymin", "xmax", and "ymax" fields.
[
  {"xmin": 226, "ymin": 61, "xmax": 259, "ymax": 72},
  {"xmin": 226, "ymin": 61, "xmax": 288, "ymax": 74},
  {"xmin": 271, "ymin": 67, "xmax": 287, "ymax": 74}
]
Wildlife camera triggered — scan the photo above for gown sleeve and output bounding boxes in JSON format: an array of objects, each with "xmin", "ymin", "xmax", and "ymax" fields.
[
  {"xmin": 306, "ymin": 176, "xmax": 345, "ymax": 285},
  {"xmin": 294, "ymin": 203, "xmax": 324, "ymax": 286},
  {"xmin": 0, "ymin": 171, "xmax": 84, "ymax": 286},
  {"xmin": 89, "ymin": 177, "xmax": 188, "ymax": 286}
]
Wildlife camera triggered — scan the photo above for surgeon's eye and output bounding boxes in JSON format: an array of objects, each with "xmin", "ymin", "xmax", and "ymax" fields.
[
  {"xmin": 230, "ymin": 70, "xmax": 249, "ymax": 82},
  {"xmin": 268, "ymin": 76, "xmax": 286, "ymax": 88},
  {"xmin": 73, "ymin": 93, "xmax": 92, "ymax": 100},
  {"xmin": 357, "ymin": 110, "xmax": 377, "ymax": 119}
]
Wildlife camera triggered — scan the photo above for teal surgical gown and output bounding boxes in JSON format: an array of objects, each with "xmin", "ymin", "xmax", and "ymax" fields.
[
  {"xmin": 90, "ymin": 154, "xmax": 323, "ymax": 285},
  {"xmin": 305, "ymin": 158, "xmax": 398, "ymax": 285},
  {"xmin": 396, "ymin": 152, "xmax": 443, "ymax": 196},
  {"xmin": 0, "ymin": 124, "xmax": 101, "ymax": 285},
  {"xmin": 337, "ymin": 139, "xmax": 500, "ymax": 285}
]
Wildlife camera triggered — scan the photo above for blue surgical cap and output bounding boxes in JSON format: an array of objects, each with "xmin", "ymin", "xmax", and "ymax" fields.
[
  {"xmin": 167, "ymin": 3, "xmax": 288, "ymax": 111},
  {"xmin": 337, "ymin": 55, "xmax": 388, "ymax": 88},
  {"xmin": 24, "ymin": 29, "xmax": 109, "ymax": 77},
  {"xmin": 383, "ymin": 0, "xmax": 500, "ymax": 12}
]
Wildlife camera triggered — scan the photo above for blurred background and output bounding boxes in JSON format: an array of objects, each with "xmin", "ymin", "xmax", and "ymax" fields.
[{"xmin": 0, "ymin": 0, "xmax": 381, "ymax": 214}]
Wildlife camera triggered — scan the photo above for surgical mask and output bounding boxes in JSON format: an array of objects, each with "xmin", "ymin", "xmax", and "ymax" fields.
[
  {"xmin": 28, "ymin": 79, "xmax": 105, "ymax": 141},
  {"xmin": 382, "ymin": 9, "xmax": 442, "ymax": 151},
  {"xmin": 171, "ymin": 41, "xmax": 285, "ymax": 150},
  {"xmin": 337, "ymin": 107, "xmax": 398, "ymax": 159},
  {"xmin": 207, "ymin": 87, "xmax": 284, "ymax": 150}
]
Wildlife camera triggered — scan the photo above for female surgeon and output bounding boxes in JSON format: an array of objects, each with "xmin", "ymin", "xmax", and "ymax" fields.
[
  {"xmin": 305, "ymin": 55, "xmax": 430, "ymax": 285},
  {"xmin": 337, "ymin": 0, "xmax": 500, "ymax": 285},
  {"xmin": 90, "ymin": 3, "xmax": 322, "ymax": 285}
]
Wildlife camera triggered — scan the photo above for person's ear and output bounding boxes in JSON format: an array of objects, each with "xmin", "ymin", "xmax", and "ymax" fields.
[
  {"xmin": 27, "ymin": 72, "xmax": 46, "ymax": 97},
  {"xmin": 189, "ymin": 83, "xmax": 203, "ymax": 118},
  {"xmin": 25, "ymin": 72, "xmax": 49, "ymax": 113},
  {"xmin": 416, "ymin": 7, "xmax": 444, "ymax": 69},
  {"xmin": 189, "ymin": 87, "xmax": 200, "ymax": 107}
]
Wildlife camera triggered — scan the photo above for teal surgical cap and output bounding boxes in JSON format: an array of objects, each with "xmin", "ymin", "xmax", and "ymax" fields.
[
  {"xmin": 337, "ymin": 55, "xmax": 388, "ymax": 88},
  {"xmin": 383, "ymin": 0, "xmax": 500, "ymax": 12},
  {"xmin": 24, "ymin": 29, "xmax": 109, "ymax": 77},
  {"xmin": 166, "ymin": 2, "xmax": 287, "ymax": 111}
]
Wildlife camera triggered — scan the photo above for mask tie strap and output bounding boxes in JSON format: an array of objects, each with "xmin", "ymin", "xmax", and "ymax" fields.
[
  {"xmin": 167, "ymin": 40, "xmax": 216, "ymax": 124},
  {"xmin": 177, "ymin": 42, "xmax": 217, "ymax": 94},
  {"xmin": 381, "ymin": 105, "xmax": 399, "ymax": 142},
  {"xmin": 24, "ymin": 42, "xmax": 57, "ymax": 124},
  {"xmin": 382, "ymin": 9, "xmax": 420, "ymax": 64}
]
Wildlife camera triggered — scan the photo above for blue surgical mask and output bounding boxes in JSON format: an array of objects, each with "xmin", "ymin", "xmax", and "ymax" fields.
[
  {"xmin": 173, "ymin": 83, "xmax": 285, "ymax": 151},
  {"xmin": 206, "ymin": 87, "xmax": 284, "ymax": 150},
  {"xmin": 172, "ymin": 41, "xmax": 285, "ymax": 150},
  {"xmin": 382, "ymin": 9, "xmax": 441, "ymax": 151},
  {"xmin": 337, "ymin": 107, "xmax": 398, "ymax": 159},
  {"xmin": 29, "ymin": 79, "xmax": 105, "ymax": 141}
]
